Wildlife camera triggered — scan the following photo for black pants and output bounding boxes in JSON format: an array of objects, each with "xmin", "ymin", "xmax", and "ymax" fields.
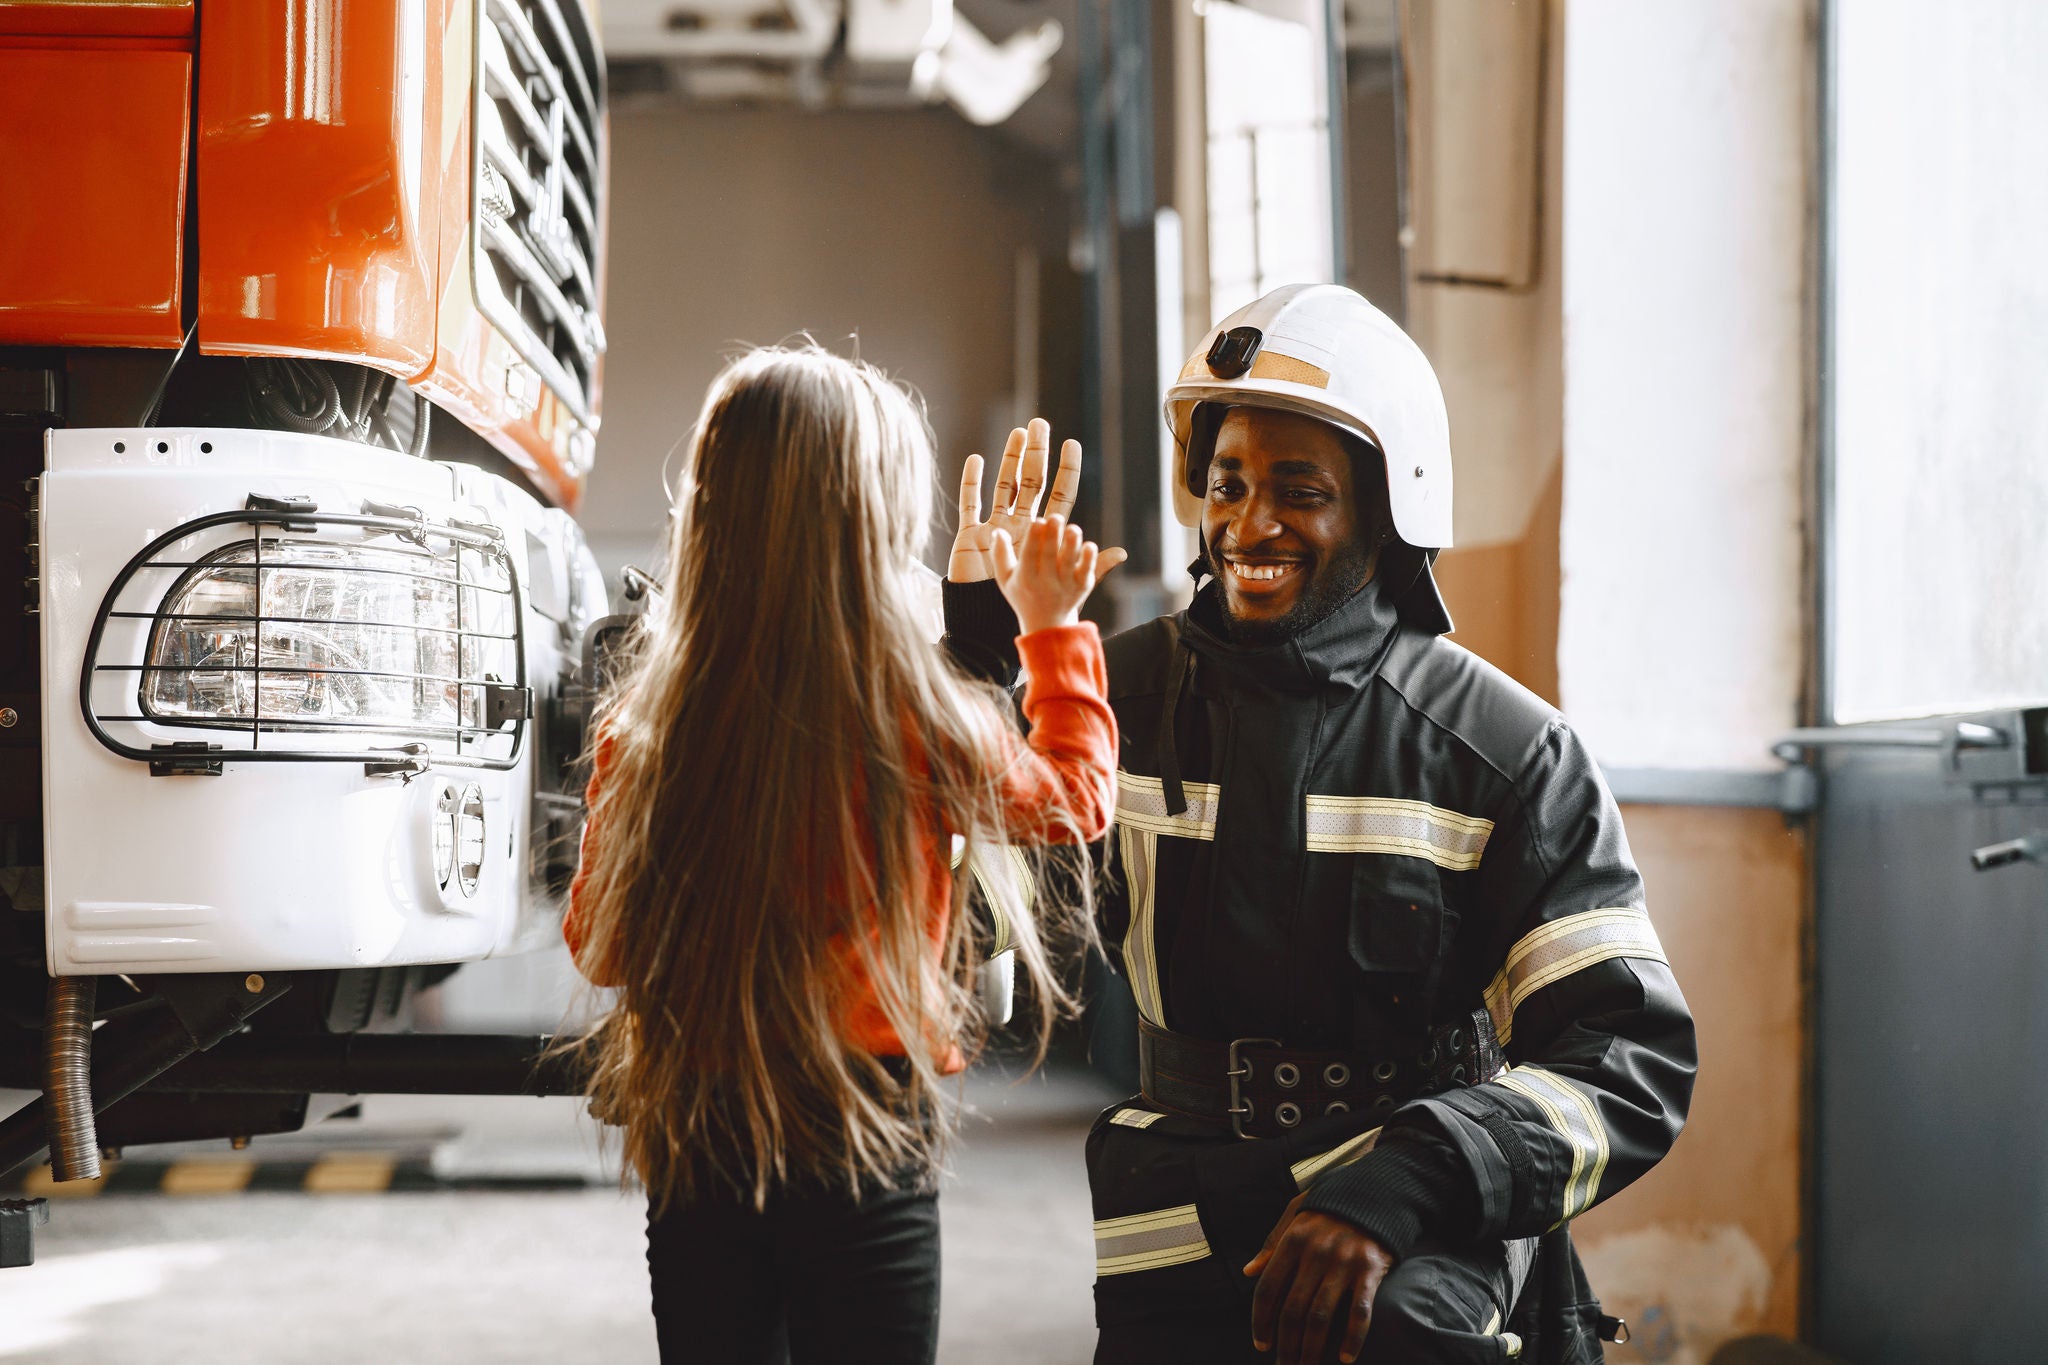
[
  {"xmin": 645, "ymin": 1166, "xmax": 942, "ymax": 1364},
  {"xmin": 1088, "ymin": 1101, "xmax": 1534, "ymax": 1365},
  {"xmin": 1094, "ymin": 1237, "xmax": 1534, "ymax": 1365}
]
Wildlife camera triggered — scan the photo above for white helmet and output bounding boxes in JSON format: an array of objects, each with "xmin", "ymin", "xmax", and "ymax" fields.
[{"xmin": 1163, "ymin": 283, "xmax": 1453, "ymax": 551}]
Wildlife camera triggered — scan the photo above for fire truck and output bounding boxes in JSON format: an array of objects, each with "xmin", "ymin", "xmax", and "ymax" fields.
[{"xmin": 0, "ymin": 0, "xmax": 611, "ymax": 1261}]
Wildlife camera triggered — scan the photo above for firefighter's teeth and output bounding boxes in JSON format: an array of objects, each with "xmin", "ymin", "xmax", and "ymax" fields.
[{"xmin": 1229, "ymin": 560, "xmax": 1294, "ymax": 582}]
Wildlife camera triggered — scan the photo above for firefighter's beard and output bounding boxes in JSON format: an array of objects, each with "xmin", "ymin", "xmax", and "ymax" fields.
[{"xmin": 1214, "ymin": 533, "xmax": 1379, "ymax": 649}]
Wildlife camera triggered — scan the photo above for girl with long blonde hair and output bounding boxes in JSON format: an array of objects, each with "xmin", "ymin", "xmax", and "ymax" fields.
[{"xmin": 565, "ymin": 345, "xmax": 1117, "ymax": 1363}]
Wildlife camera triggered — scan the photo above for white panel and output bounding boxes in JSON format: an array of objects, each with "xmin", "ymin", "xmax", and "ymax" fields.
[
  {"xmin": 38, "ymin": 429, "xmax": 564, "ymax": 974},
  {"xmin": 1401, "ymin": 0, "xmax": 1545, "ymax": 288},
  {"xmin": 1829, "ymin": 1, "xmax": 2048, "ymax": 722},
  {"xmin": 1557, "ymin": 1, "xmax": 1808, "ymax": 770}
]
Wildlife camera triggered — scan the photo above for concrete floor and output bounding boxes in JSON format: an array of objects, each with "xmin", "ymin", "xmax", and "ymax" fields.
[{"xmin": 0, "ymin": 1062, "xmax": 1123, "ymax": 1363}]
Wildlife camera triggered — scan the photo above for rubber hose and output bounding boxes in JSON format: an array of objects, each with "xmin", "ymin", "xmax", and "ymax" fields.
[
  {"xmin": 42, "ymin": 976, "xmax": 100, "ymax": 1182},
  {"xmin": 409, "ymin": 395, "xmax": 433, "ymax": 458},
  {"xmin": 250, "ymin": 358, "xmax": 342, "ymax": 435},
  {"xmin": 337, "ymin": 365, "xmax": 370, "ymax": 438}
]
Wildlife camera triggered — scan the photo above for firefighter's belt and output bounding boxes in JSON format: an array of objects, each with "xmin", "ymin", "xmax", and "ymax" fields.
[{"xmin": 1138, "ymin": 1009, "xmax": 1502, "ymax": 1140}]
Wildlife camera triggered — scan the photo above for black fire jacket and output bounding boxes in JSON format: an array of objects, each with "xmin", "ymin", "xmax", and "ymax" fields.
[{"xmin": 946, "ymin": 570, "xmax": 1696, "ymax": 1264}]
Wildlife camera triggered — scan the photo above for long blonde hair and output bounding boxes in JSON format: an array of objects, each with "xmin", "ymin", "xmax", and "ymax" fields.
[{"xmin": 574, "ymin": 345, "xmax": 1091, "ymax": 1209}]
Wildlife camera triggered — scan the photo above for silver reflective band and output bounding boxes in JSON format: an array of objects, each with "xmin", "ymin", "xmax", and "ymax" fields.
[
  {"xmin": 1290, "ymin": 1125, "xmax": 1383, "ymax": 1188},
  {"xmin": 1303, "ymin": 795, "xmax": 1492, "ymax": 869},
  {"xmin": 1483, "ymin": 905, "xmax": 1669, "ymax": 1046},
  {"xmin": 1109, "ymin": 1107, "xmax": 1167, "ymax": 1129},
  {"xmin": 1094, "ymin": 1203, "xmax": 1211, "ymax": 1276},
  {"xmin": 1493, "ymin": 1066, "xmax": 1610, "ymax": 1223},
  {"xmin": 1116, "ymin": 772, "xmax": 1221, "ymax": 840}
]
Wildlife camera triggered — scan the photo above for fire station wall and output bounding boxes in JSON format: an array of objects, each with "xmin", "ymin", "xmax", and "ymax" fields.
[
  {"xmin": 1554, "ymin": 2, "xmax": 1814, "ymax": 1359},
  {"xmin": 577, "ymin": 104, "xmax": 1069, "ymax": 584},
  {"xmin": 1402, "ymin": 0, "xmax": 1565, "ymax": 706}
]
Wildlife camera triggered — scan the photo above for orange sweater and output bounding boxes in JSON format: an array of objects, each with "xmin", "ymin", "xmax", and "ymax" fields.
[{"xmin": 564, "ymin": 624, "xmax": 1117, "ymax": 1070}]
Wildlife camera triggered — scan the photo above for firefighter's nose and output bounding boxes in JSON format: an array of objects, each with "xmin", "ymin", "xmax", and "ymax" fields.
[{"xmin": 1229, "ymin": 494, "xmax": 1285, "ymax": 547}]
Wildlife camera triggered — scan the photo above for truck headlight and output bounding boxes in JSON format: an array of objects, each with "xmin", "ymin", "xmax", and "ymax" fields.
[{"xmin": 140, "ymin": 539, "xmax": 516, "ymax": 734}]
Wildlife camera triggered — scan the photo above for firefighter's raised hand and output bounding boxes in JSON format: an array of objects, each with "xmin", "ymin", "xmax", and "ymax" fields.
[
  {"xmin": 1245, "ymin": 1192, "xmax": 1395, "ymax": 1365},
  {"xmin": 989, "ymin": 515, "xmax": 1098, "ymax": 633},
  {"xmin": 950, "ymin": 418, "xmax": 1127, "ymax": 583}
]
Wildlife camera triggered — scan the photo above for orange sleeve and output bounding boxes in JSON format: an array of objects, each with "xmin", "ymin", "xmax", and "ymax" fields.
[
  {"xmin": 995, "ymin": 623, "xmax": 1118, "ymax": 842},
  {"xmin": 563, "ymin": 729, "xmax": 621, "ymax": 986}
]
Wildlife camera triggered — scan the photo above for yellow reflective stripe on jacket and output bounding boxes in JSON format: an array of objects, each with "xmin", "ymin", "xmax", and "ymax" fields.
[
  {"xmin": 1117, "ymin": 824, "xmax": 1168, "ymax": 1026},
  {"xmin": 1302, "ymin": 795, "xmax": 1493, "ymax": 869},
  {"xmin": 1094, "ymin": 1203, "xmax": 1211, "ymax": 1275},
  {"xmin": 1109, "ymin": 1107, "xmax": 1167, "ymax": 1129},
  {"xmin": 1493, "ymin": 1066, "xmax": 1610, "ymax": 1223},
  {"xmin": 954, "ymin": 839, "xmax": 1032, "ymax": 958},
  {"xmin": 1290, "ymin": 1125, "xmax": 1383, "ymax": 1188},
  {"xmin": 1482, "ymin": 906, "xmax": 1668, "ymax": 1046},
  {"xmin": 1115, "ymin": 772, "xmax": 1221, "ymax": 840}
]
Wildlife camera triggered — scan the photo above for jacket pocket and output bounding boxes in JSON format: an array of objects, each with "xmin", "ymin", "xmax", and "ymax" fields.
[{"xmin": 1347, "ymin": 856, "xmax": 1451, "ymax": 1034}]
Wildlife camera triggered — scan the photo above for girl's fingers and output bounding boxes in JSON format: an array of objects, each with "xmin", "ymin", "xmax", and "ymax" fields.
[
  {"xmin": 1079, "ymin": 542, "xmax": 1099, "ymax": 588},
  {"xmin": 990, "ymin": 528, "xmax": 1018, "ymax": 582},
  {"xmin": 991, "ymin": 427, "xmax": 1027, "ymax": 516},
  {"xmin": 1046, "ymin": 438, "xmax": 1084, "ymax": 521},
  {"xmin": 1017, "ymin": 419, "xmax": 1052, "ymax": 517},
  {"xmin": 1097, "ymin": 546, "xmax": 1129, "ymax": 577},
  {"xmin": 958, "ymin": 453, "xmax": 984, "ymax": 526}
]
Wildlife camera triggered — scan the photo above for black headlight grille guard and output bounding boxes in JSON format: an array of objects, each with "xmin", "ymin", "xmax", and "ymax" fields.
[{"xmin": 78, "ymin": 495, "xmax": 531, "ymax": 776}]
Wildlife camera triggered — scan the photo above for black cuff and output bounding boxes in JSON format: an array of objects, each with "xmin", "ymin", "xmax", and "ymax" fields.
[
  {"xmin": 941, "ymin": 578, "xmax": 1022, "ymax": 685},
  {"xmin": 1298, "ymin": 1135, "xmax": 1475, "ymax": 1260}
]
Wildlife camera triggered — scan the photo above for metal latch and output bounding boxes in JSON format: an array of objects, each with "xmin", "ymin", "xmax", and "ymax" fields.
[
  {"xmin": 483, "ymin": 681, "xmax": 531, "ymax": 731},
  {"xmin": 244, "ymin": 492, "xmax": 318, "ymax": 532},
  {"xmin": 149, "ymin": 741, "xmax": 223, "ymax": 777}
]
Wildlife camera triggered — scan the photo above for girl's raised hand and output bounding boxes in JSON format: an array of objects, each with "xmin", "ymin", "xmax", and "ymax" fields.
[{"xmin": 990, "ymin": 515, "xmax": 1101, "ymax": 634}]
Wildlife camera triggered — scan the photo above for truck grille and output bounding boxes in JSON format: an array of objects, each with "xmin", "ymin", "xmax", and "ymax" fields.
[{"xmin": 472, "ymin": 0, "xmax": 607, "ymax": 426}]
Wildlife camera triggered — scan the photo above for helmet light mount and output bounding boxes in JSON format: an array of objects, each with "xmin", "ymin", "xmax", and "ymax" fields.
[{"xmin": 1206, "ymin": 326, "xmax": 1264, "ymax": 380}]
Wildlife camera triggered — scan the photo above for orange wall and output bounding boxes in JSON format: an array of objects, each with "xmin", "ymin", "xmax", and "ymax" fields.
[
  {"xmin": 1432, "ymin": 459, "xmax": 1562, "ymax": 704},
  {"xmin": 1576, "ymin": 807, "xmax": 1806, "ymax": 1360}
]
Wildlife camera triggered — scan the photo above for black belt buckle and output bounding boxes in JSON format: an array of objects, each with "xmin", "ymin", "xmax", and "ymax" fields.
[{"xmin": 1226, "ymin": 1036, "xmax": 1282, "ymax": 1139}]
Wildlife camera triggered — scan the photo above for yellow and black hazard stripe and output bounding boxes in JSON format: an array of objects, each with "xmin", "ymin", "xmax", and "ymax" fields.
[
  {"xmin": 1483, "ymin": 905, "xmax": 1669, "ymax": 1046},
  {"xmin": 4, "ymin": 1156, "xmax": 598, "ymax": 1198}
]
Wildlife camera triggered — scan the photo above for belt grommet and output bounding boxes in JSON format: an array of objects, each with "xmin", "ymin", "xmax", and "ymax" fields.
[
  {"xmin": 1324, "ymin": 1100, "xmax": 1351, "ymax": 1117},
  {"xmin": 1372, "ymin": 1060, "xmax": 1397, "ymax": 1083},
  {"xmin": 1451, "ymin": 1063, "xmax": 1469, "ymax": 1085},
  {"xmin": 1322, "ymin": 1062, "xmax": 1351, "ymax": 1089},
  {"xmin": 1373, "ymin": 1093, "xmax": 1397, "ymax": 1114},
  {"xmin": 1275, "ymin": 1102, "xmax": 1302, "ymax": 1129},
  {"xmin": 1273, "ymin": 1062, "xmax": 1302, "ymax": 1090},
  {"xmin": 1416, "ymin": 1045, "xmax": 1438, "ymax": 1068},
  {"xmin": 1449, "ymin": 1028, "xmax": 1466, "ymax": 1052}
]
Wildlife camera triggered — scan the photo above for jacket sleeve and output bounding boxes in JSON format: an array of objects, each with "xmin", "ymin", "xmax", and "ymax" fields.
[
  {"xmin": 942, "ymin": 578, "xmax": 1023, "ymax": 689},
  {"xmin": 1300, "ymin": 717, "xmax": 1697, "ymax": 1256},
  {"xmin": 990, "ymin": 624, "xmax": 1118, "ymax": 844}
]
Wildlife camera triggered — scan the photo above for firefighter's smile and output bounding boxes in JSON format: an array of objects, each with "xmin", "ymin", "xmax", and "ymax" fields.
[{"xmin": 1222, "ymin": 553, "xmax": 1307, "ymax": 597}]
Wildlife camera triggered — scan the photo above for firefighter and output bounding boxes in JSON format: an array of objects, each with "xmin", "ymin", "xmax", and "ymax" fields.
[{"xmin": 943, "ymin": 284, "xmax": 1697, "ymax": 1364}]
